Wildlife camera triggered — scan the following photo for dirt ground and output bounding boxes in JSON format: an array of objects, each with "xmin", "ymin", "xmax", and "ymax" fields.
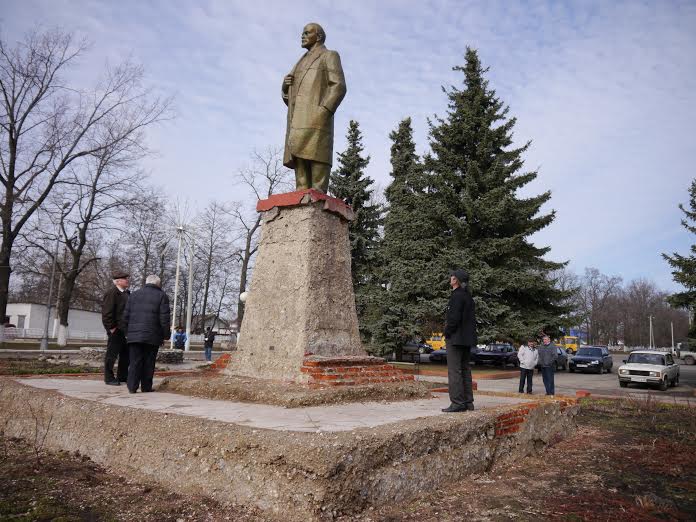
[
  {"xmin": 0, "ymin": 357, "xmax": 101, "ymax": 376},
  {"xmin": 157, "ymin": 374, "xmax": 434, "ymax": 407},
  {"xmin": 1, "ymin": 397, "xmax": 695, "ymax": 521}
]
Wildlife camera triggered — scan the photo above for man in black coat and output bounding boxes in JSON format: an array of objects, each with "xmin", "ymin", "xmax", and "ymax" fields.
[
  {"xmin": 101, "ymin": 270, "xmax": 130, "ymax": 385},
  {"xmin": 121, "ymin": 274, "xmax": 171, "ymax": 394},
  {"xmin": 442, "ymin": 269, "xmax": 477, "ymax": 413}
]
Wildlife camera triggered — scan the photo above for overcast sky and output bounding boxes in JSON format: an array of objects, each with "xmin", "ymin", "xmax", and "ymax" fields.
[{"xmin": 3, "ymin": 0, "xmax": 695, "ymax": 291}]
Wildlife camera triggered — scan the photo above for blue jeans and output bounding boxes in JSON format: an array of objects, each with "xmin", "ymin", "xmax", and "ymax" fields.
[
  {"xmin": 540, "ymin": 366, "xmax": 555, "ymax": 395},
  {"xmin": 204, "ymin": 345, "xmax": 212, "ymax": 362}
]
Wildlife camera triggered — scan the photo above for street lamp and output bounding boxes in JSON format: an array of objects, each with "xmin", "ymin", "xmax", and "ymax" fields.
[
  {"xmin": 169, "ymin": 225, "xmax": 185, "ymax": 349},
  {"xmin": 184, "ymin": 237, "xmax": 194, "ymax": 351}
]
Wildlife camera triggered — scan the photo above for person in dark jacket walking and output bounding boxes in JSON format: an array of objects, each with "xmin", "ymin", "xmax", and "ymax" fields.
[
  {"xmin": 442, "ymin": 269, "xmax": 477, "ymax": 413},
  {"xmin": 122, "ymin": 275, "xmax": 171, "ymax": 394},
  {"xmin": 203, "ymin": 327, "xmax": 216, "ymax": 363},
  {"xmin": 101, "ymin": 270, "xmax": 130, "ymax": 385},
  {"xmin": 537, "ymin": 334, "xmax": 558, "ymax": 395}
]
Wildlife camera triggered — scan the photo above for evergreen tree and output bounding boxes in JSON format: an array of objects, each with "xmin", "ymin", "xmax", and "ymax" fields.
[
  {"xmin": 331, "ymin": 120, "xmax": 382, "ymax": 334},
  {"xmin": 663, "ymin": 179, "xmax": 696, "ymax": 341},
  {"xmin": 427, "ymin": 47, "xmax": 571, "ymax": 342},
  {"xmin": 373, "ymin": 118, "xmax": 449, "ymax": 357}
]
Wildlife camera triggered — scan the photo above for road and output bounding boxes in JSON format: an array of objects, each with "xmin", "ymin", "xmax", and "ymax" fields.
[{"xmin": 421, "ymin": 353, "xmax": 696, "ymax": 403}]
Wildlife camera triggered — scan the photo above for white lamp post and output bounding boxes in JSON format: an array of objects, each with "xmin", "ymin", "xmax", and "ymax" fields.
[
  {"xmin": 169, "ymin": 226, "xmax": 184, "ymax": 349},
  {"xmin": 184, "ymin": 238, "xmax": 194, "ymax": 351}
]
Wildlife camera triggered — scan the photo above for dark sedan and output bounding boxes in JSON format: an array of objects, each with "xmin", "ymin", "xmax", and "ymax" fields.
[
  {"xmin": 429, "ymin": 348, "xmax": 447, "ymax": 364},
  {"xmin": 403, "ymin": 341, "xmax": 433, "ymax": 355},
  {"xmin": 569, "ymin": 346, "xmax": 613, "ymax": 374},
  {"xmin": 473, "ymin": 343, "xmax": 518, "ymax": 367}
]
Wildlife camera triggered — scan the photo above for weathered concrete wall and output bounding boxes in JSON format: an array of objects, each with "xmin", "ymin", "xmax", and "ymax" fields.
[
  {"xmin": 0, "ymin": 379, "xmax": 577, "ymax": 521},
  {"xmin": 231, "ymin": 202, "xmax": 364, "ymax": 382}
]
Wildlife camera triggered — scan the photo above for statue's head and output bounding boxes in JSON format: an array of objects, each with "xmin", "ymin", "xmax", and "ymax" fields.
[{"xmin": 301, "ymin": 23, "xmax": 326, "ymax": 50}]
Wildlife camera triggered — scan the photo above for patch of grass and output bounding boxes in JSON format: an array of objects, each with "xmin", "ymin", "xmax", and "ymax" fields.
[{"xmin": 580, "ymin": 397, "xmax": 696, "ymax": 445}]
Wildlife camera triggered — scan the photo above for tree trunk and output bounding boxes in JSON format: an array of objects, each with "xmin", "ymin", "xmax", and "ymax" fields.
[
  {"xmin": 201, "ymin": 255, "xmax": 212, "ymax": 332},
  {"xmin": 0, "ymin": 246, "xmax": 12, "ymax": 342},
  {"xmin": 56, "ymin": 270, "xmax": 78, "ymax": 347},
  {"xmin": 237, "ymin": 254, "xmax": 250, "ymax": 324}
]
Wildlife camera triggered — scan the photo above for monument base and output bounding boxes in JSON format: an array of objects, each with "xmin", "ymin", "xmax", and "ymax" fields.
[
  {"xmin": 1, "ymin": 378, "xmax": 579, "ymax": 521},
  {"xmin": 301, "ymin": 355, "xmax": 414, "ymax": 386},
  {"xmin": 231, "ymin": 190, "xmax": 367, "ymax": 383}
]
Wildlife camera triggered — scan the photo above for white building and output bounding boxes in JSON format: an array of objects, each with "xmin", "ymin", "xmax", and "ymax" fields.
[{"xmin": 6, "ymin": 303, "xmax": 105, "ymax": 340}]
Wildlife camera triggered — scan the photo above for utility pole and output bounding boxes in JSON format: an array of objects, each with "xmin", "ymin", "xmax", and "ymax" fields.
[
  {"xmin": 169, "ymin": 226, "xmax": 184, "ymax": 349},
  {"xmin": 40, "ymin": 203, "xmax": 70, "ymax": 351},
  {"xmin": 39, "ymin": 229, "xmax": 61, "ymax": 351},
  {"xmin": 184, "ymin": 238, "xmax": 194, "ymax": 352},
  {"xmin": 671, "ymin": 321, "xmax": 675, "ymax": 351},
  {"xmin": 648, "ymin": 315, "xmax": 655, "ymax": 349}
]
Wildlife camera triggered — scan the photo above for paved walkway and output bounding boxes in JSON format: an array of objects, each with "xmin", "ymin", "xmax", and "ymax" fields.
[{"xmin": 17, "ymin": 378, "xmax": 533, "ymax": 433}]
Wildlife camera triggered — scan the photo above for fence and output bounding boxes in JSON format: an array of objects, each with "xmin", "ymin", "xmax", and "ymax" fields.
[{"xmin": 3, "ymin": 327, "xmax": 236, "ymax": 344}]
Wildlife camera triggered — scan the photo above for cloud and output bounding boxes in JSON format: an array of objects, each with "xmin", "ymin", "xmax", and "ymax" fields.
[{"xmin": 2, "ymin": 0, "xmax": 695, "ymax": 291}]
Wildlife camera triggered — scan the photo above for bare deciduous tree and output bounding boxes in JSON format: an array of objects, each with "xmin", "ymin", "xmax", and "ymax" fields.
[
  {"xmin": 577, "ymin": 268, "xmax": 623, "ymax": 345},
  {"xmin": 0, "ymin": 28, "xmax": 171, "ymax": 340},
  {"xmin": 121, "ymin": 188, "xmax": 173, "ymax": 287},
  {"xmin": 228, "ymin": 147, "xmax": 292, "ymax": 323},
  {"xmin": 194, "ymin": 201, "xmax": 233, "ymax": 331}
]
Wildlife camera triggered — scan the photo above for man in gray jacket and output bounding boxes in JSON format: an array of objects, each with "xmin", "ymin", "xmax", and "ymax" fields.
[{"xmin": 537, "ymin": 334, "xmax": 558, "ymax": 395}]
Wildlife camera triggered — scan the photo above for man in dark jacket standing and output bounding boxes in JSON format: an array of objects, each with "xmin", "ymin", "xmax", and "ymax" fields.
[
  {"xmin": 122, "ymin": 275, "xmax": 171, "ymax": 394},
  {"xmin": 537, "ymin": 334, "xmax": 558, "ymax": 395},
  {"xmin": 203, "ymin": 327, "xmax": 216, "ymax": 363},
  {"xmin": 443, "ymin": 269, "xmax": 477, "ymax": 413},
  {"xmin": 101, "ymin": 270, "xmax": 130, "ymax": 385}
]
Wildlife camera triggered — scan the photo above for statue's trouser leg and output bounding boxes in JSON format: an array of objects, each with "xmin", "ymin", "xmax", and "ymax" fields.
[
  {"xmin": 294, "ymin": 158, "xmax": 311, "ymax": 190},
  {"xmin": 310, "ymin": 162, "xmax": 331, "ymax": 193}
]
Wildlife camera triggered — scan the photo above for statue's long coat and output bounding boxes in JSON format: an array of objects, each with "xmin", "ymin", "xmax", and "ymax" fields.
[{"xmin": 282, "ymin": 44, "xmax": 347, "ymax": 168}]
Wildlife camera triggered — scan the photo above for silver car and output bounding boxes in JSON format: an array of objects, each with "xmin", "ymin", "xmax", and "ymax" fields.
[{"xmin": 618, "ymin": 350, "xmax": 680, "ymax": 391}]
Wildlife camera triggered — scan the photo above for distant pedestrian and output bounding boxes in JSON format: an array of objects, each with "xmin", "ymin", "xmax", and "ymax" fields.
[
  {"xmin": 101, "ymin": 270, "xmax": 130, "ymax": 386},
  {"xmin": 442, "ymin": 269, "xmax": 477, "ymax": 413},
  {"xmin": 537, "ymin": 334, "xmax": 558, "ymax": 395},
  {"xmin": 517, "ymin": 338, "xmax": 539, "ymax": 394},
  {"xmin": 122, "ymin": 275, "xmax": 171, "ymax": 394},
  {"xmin": 203, "ymin": 327, "xmax": 216, "ymax": 363},
  {"xmin": 173, "ymin": 327, "xmax": 187, "ymax": 350}
]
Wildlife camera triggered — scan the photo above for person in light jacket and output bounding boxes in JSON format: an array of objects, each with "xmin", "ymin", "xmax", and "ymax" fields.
[{"xmin": 517, "ymin": 339, "xmax": 539, "ymax": 394}]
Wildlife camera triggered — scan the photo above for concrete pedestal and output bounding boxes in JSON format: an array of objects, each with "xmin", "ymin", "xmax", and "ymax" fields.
[{"xmin": 230, "ymin": 190, "xmax": 371, "ymax": 382}]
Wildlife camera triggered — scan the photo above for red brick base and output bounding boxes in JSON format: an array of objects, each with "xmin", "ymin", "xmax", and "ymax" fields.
[
  {"xmin": 300, "ymin": 356, "xmax": 415, "ymax": 387},
  {"xmin": 494, "ymin": 398, "xmax": 578, "ymax": 437},
  {"xmin": 208, "ymin": 353, "xmax": 231, "ymax": 370}
]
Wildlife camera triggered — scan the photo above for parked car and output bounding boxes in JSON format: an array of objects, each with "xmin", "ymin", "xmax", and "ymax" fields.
[
  {"xmin": 403, "ymin": 340, "xmax": 433, "ymax": 355},
  {"xmin": 429, "ymin": 348, "xmax": 447, "ymax": 364},
  {"xmin": 569, "ymin": 346, "xmax": 613, "ymax": 374},
  {"xmin": 618, "ymin": 350, "xmax": 680, "ymax": 391},
  {"xmin": 473, "ymin": 343, "xmax": 518, "ymax": 367}
]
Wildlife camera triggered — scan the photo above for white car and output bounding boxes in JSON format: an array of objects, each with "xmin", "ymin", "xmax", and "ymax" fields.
[{"xmin": 618, "ymin": 350, "xmax": 680, "ymax": 391}]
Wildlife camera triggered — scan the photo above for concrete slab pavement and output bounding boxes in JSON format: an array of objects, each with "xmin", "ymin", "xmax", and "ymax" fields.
[{"xmin": 17, "ymin": 377, "xmax": 535, "ymax": 433}]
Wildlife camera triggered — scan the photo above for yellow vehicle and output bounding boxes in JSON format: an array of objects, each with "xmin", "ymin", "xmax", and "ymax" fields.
[
  {"xmin": 426, "ymin": 332, "xmax": 446, "ymax": 351},
  {"xmin": 560, "ymin": 336, "xmax": 580, "ymax": 354}
]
